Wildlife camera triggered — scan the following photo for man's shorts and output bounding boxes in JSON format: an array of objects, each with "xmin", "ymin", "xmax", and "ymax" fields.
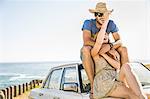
[{"xmin": 80, "ymin": 47, "xmax": 83, "ymax": 61}]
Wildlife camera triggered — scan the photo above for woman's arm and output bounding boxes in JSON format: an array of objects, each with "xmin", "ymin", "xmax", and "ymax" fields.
[
  {"xmin": 101, "ymin": 52, "xmax": 120, "ymax": 69},
  {"xmin": 91, "ymin": 19, "xmax": 109, "ymax": 57},
  {"xmin": 98, "ymin": 44, "xmax": 111, "ymax": 55}
]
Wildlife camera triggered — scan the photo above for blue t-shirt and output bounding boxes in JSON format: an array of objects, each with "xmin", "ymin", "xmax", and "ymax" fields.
[{"xmin": 82, "ymin": 19, "xmax": 119, "ymax": 36}]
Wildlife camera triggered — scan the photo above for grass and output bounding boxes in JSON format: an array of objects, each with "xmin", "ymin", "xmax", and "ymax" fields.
[
  {"xmin": 145, "ymin": 64, "xmax": 150, "ymax": 70},
  {"xmin": 14, "ymin": 85, "xmax": 42, "ymax": 99}
]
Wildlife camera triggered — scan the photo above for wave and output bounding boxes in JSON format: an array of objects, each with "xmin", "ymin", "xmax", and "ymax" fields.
[
  {"xmin": 9, "ymin": 74, "xmax": 44, "ymax": 81},
  {"xmin": 0, "ymin": 73, "xmax": 20, "ymax": 76},
  {"xmin": 0, "ymin": 73, "xmax": 44, "ymax": 81}
]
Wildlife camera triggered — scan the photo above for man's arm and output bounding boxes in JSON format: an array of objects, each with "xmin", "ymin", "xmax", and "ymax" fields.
[
  {"xmin": 83, "ymin": 30, "xmax": 95, "ymax": 47},
  {"xmin": 112, "ymin": 32, "xmax": 122, "ymax": 49},
  {"xmin": 112, "ymin": 32, "xmax": 120, "ymax": 41}
]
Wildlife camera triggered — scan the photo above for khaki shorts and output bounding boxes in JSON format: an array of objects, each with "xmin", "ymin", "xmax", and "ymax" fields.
[{"xmin": 80, "ymin": 47, "xmax": 83, "ymax": 61}]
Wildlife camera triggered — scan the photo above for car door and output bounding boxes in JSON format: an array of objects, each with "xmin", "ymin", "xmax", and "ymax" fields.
[
  {"xmin": 60, "ymin": 66, "xmax": 83, "ymax": 99},
  {"xmin": 36, "ymin": 68, "xmax": 63, "ymax": 99},
  {"xmin": 79, "ymin": 65, "xmax": 90, "ymax": 99}
]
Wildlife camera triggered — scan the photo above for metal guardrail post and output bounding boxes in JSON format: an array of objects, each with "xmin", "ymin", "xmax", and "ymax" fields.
[
  {"xmin": 9, "ymin": 86, "xmax": 13, "ymax": 99},
  {"xmin": 18, "ymin": 85, "xmax": 22, "ymax": 95},
  {"xmin": 0, "ymin": 79, "xmax": 42, "ymax": 99},
  {"xmin": 29, "ymin": 82, "xmax": 33, "ymax": 89},
  {"xmin": 7, "ymin": 87, "xmax": 11, "ymax": 99},
  {"xmin": 0, "ymin": 90, "xmax": 5, "ymax": 99},
  {"xmin": 13, "ymin": 85, "xmax": 17, "ymax": 97},
  {"xmin": 22, "ymin": 83, "xmax": 25, "ymax": 93},
  {"xmin": 1, "ymin": 89, "xmax": 7, "ymax": 99},
  {"xmin": 25, "ymin": 83, "xmax": 28, "ymax": 91},
  {"xmin": 33, "ymin": 80, "xmax": 36, "ymax": 88}
]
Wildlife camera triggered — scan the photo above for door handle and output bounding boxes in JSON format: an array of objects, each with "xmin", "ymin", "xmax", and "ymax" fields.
[
  {"xmin": 53, "ymin": 97, "xmax": 60, "ymax": 99},
  {"xmin": 39, "ymin": 93, "xmax": 44, "ymax": 96}
]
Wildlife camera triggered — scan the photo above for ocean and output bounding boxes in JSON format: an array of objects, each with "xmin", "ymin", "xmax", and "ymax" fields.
[{"xmin": 0, "ymin": 61, "xmax": 77, "ymax": 89}]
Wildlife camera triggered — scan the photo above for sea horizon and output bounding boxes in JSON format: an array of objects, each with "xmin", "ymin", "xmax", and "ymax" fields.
[
  {"xmin": 0, "ymin": 60, "xmax": 81, "ymax": 64},
  {"xmin": 0, "ymin": 61, "xmax": 80, "ymax": 90}
]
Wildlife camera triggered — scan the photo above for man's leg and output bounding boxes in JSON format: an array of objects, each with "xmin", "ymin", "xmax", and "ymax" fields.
[
  {"xmin": 117, "ymin": 46, "xmax": 129, "ymax": 66},
  {"xmin": 117, "ymin": 46, "xmax": 130, "ymax": 87},
  {"xmin": 81, "ymin": 46, "xmax": 94, "ymax": 94}
]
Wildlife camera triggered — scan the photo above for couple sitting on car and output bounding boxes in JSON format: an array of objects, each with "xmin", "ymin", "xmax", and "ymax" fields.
[{"xmin": 81, "ymin": 2, "xmax": 148, "ymax": 99}]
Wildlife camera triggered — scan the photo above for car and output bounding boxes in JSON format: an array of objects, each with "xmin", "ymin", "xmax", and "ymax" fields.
[{"xmin": 29, "ymin": 62, "xmax": 150, "ymax": 99}]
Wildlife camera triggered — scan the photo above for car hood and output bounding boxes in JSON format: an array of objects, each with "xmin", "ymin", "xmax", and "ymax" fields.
[
  {"xmin": 29, "ymin": 88, "xmax": 44, "ymax": 97},
  {"xmin": 143, "ymin": 85, "xmax": 150, "ymax": 93}
]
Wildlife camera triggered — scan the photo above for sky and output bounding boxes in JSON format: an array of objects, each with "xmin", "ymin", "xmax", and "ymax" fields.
[{"xmin": 0, "ymin": 0, "xmax": 150, "ymax": 63}]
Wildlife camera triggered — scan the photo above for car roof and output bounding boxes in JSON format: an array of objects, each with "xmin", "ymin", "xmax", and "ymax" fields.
[
  {"xmin": 49, "ymin": 62, "xmax": 149, "ymax": 71},
  {"xmin": 50, "ymin": 62, "xmax": 82, "ymax": 71}
]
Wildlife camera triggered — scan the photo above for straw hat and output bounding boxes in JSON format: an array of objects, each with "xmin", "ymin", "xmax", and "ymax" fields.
[{"xmin": 89, "ymin": 2, "xmax": 113, "ymax": 13}]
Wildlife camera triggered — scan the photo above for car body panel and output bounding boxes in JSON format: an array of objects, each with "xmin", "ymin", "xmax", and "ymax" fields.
[
  {"xmin": 29, "ymin": 88, "xmax": 83, "ymax": 99},
  {"xmin": 29, "ymin": 62, "xmax": 150, "ymax": 99}
]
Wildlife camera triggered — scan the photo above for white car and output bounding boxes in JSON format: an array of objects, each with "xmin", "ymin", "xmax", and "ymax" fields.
[{"xmin": 29, "ymin": 62, "xmax": 150, "ymax": 99}]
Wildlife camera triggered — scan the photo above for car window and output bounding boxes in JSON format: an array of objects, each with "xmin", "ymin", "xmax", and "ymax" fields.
[
  {"xmin": 80, "ymin": 69, "xmax": 90, "ymax": 92},
  {"xmin": 43, "ymin": 74, "xmax": 50, "ymax": 88},
  {"xmin": 48, "ymin": 69, "xmax": 62, "ymax": 89},
  {"xmin": 63, "ymin": 67, "xmax": 77, "ymax": 83}
]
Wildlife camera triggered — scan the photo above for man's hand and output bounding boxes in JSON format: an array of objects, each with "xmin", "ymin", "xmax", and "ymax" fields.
[
  {"xmin": 99, "ymin": 44, "xmax": 111, "ymax": 55},
  {"xmin": 112, "ymin": 40, "xmax": 122, "ymax": 49}
]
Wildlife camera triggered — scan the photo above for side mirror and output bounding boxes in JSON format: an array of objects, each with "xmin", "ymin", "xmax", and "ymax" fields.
[{"xmin": 63, "ymin": 83, "xmax": 78, "ymax": 92}]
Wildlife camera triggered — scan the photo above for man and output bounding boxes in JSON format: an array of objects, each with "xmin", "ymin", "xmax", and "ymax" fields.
[{"xmin": 81, "ymin": 2, "xmax": 129, "ymax": 97}]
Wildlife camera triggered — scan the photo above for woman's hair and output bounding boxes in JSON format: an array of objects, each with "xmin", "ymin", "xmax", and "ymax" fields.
[
  {"xmin": 103, "ymin": 33, "xmax": 110, "ymax": 44},
  {"xmin": 108, "ymin": 39, "xmax": 110, "ymax": 44}
]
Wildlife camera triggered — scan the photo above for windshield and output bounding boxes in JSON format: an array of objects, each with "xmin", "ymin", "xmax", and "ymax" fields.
[{"xmin": 129, "ymin": 63, "xmax": 150, "ymax": 85}]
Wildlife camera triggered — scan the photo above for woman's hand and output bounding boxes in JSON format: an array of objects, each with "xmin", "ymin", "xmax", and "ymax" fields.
[
  {"xmin": 99, "ymin": 44, "xmax": 111, "ymax": 55},
  {"xmin": 107, "ymin": 49, "xmax": 120, "ymax": 61},
  {"xmin": 103, "ymin": 11, "xmax": 111, "ymax": 21},
  {"xmin": 101, "ymin": 49, "xmax": 121, "ymax": 69},
  {"xmin": 100, "ymin": 11, "xmax": 111, "ymax": 29}
]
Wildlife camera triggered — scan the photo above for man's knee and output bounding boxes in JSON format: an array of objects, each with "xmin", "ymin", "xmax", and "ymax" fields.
[
  {"xmin": 117, "ymin": 46, "xmax": 128, "ymax": 56},
  {"xmin": 80, "ymin": 46, "xmax": 92, "ymax": 61},
  {"xmin": 117, "ymin": 46, "xmax": 127, "ymax": 53},
  {"xmin": 81, "ymin": 46, "xmax": 92, "ymax": 55}
]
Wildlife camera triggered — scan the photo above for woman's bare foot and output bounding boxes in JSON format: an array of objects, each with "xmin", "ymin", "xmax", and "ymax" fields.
[
  {"xmin": 89, "ymin": 92, "xmax": 94, "ymax": 99},
  {"xmin": 89, "ymin": 87, "xmax": 94, "ymax": 99}
]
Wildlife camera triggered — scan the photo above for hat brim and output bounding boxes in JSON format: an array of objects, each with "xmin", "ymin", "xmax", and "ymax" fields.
[{"xmin": 89, "ymin": 9, "xmax": 113, "ymax": 13}]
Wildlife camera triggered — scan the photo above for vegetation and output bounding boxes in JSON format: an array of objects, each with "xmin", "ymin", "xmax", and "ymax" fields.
[{"xmin": 145, "ymin": 64, "xmax": 150, "ymax": 70}]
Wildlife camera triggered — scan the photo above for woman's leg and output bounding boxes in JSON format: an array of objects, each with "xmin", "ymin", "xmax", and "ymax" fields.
[
  {"xmin": 108, "ymin": 83, "xmax": 139, "ymax": 99},
  {"xmin": 81, "ymin": 46, "xmax": 94, "ymax": 94},
  {"xmin": 119, "ymin": 64, "xmax": 146, "ymax": 99}
]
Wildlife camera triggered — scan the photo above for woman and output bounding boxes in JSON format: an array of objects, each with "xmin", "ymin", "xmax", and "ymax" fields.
[{"xmin": 91, "ymin": 12, "xmax": 146, "ymax": 99}]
